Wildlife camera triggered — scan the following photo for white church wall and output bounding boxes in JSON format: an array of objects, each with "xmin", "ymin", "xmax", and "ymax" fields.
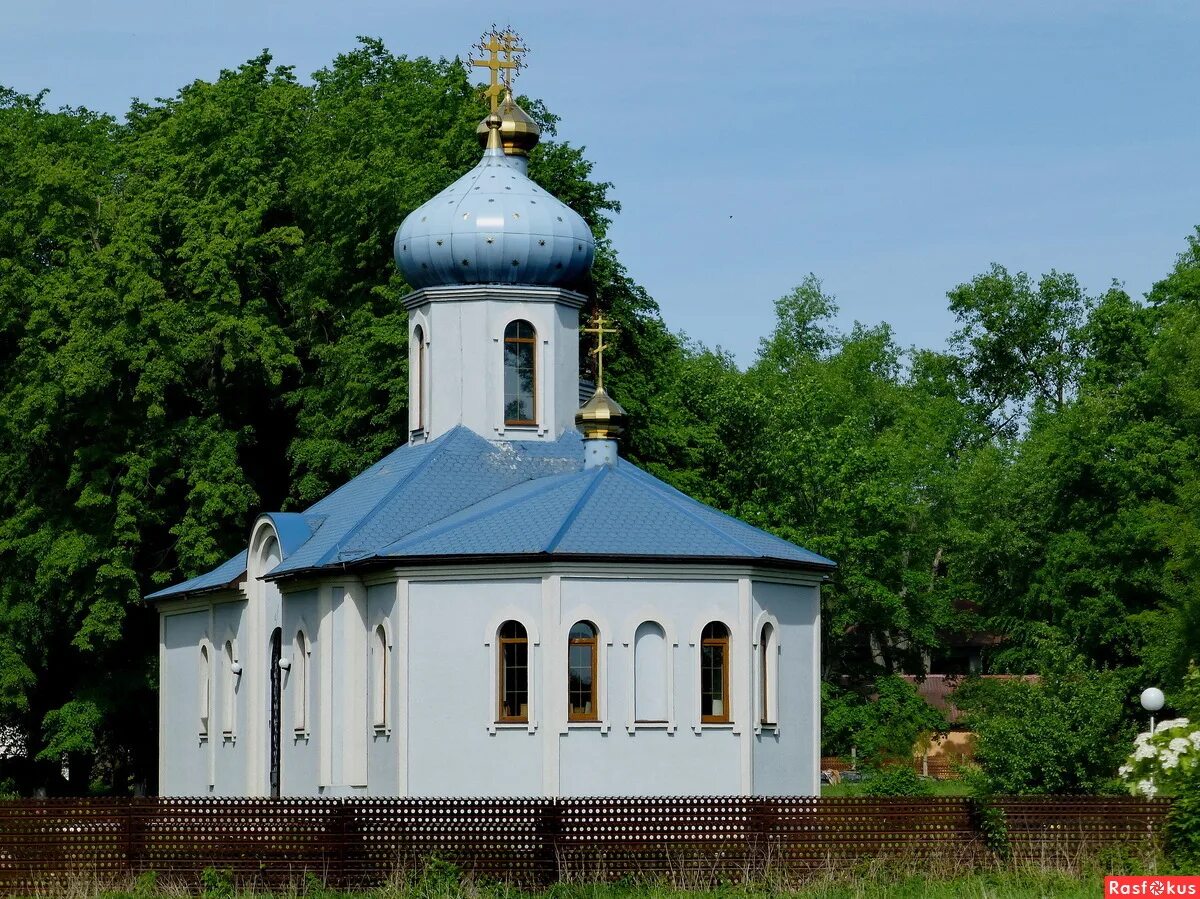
[
  {"xmin": 281, "ymin": 588, "xmax": 320, "ymax": 795},
  {"xmin": 159, "ymin": 606, "xmax": 215, "ymax": 796},
  {"xmin": 750, "ymin": 581, "xmax": 820, "ymax": 796},
  {"xmin": 407, "ymin": 578, "xmax": 544, "ymax": 796},
  {"xmin": 163, "ymin": 567, "xmax": 821, "ymax": 798},
  {"xmin": 366, "ymin": 582, "xmax": 400, "ymax": 794},
  {"xmin": 408, "ymin": 288, "xmax": 582, "ymax": 444},
  {"xmin": 321, "ymin": 583, "xmax": 369, "ymax": 795},
  {"xmin": 211, "ymin": 600, "xmax": 250, "ymax": 795},
  {"xmin": 557, "ymin": 576, "xmax": 743, "ymax": 796}
]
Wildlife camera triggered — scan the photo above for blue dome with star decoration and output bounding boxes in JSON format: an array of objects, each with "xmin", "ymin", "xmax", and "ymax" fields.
[{"xmin": 393, "ymin": 106, "xmax": 595, "ymax": 290}]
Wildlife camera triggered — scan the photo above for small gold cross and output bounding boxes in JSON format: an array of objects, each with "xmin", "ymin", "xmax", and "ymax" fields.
[
  {"xmin": 582, "ymin": 312, "xmax": 619, "ymax": 390},
  {"xmin": 470, "ymin": 28, "xmax": 527, "ymax": 113}
]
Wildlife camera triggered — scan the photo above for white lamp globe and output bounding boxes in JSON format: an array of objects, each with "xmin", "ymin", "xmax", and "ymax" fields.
[{"xmin": 1140, "ymin": 687, "xmax": 1165, "ymax": 712}]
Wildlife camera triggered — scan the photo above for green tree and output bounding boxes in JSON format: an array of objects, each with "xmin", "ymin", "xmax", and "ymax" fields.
[
  {"xmin": 954, "ymin": 653, "xmax": 1133, "ymax": 795},
  {"xmin": 948, "ymin": 265, "xmax": 1091, "ymax": 435},
  {"xmin": 822, "ymin": 676, "xmax": 947, "ymax": 764}
]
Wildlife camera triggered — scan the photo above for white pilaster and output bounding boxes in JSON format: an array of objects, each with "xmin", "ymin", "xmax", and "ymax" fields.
[
  {"xmin": 396, "ymin": 578, "xmax": 410, "ymax": 796},
  {"xmin": 541, "ymin": 574, "xmax": 561, "ymax": 796},
  {"xmin": 738, "ymin": 577, "xmax": 753, "ymax": 796}
]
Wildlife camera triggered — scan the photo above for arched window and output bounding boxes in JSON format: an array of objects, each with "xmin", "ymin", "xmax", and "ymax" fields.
[
  {"xmin": 198, "ymin": 644, "xmax": 211, "ymax": 738},
  {"xmin": 634, "ymin": 622, "xmax": 668, "ymax": 723},
  {"xmin": 568, "ymin": 621, "xmax": 598, "ymax": 722},
  {"xmin": 222, "ymin": 640, "xmax": 237, "ymax": 736},
  {"xmin": 497, "ymin": 621, "xmax": 529, "ymax": 723},
  {"xmin": 412, "ymin": 325, "xmax": 425, "ymax": 431},
  {"xmin": 760, "ymin": 623, "xmax": 777, "ymax": 726},
  {"xmin": 700, "ymin": 622, "xmax": 730, "ymax": 724},
  {"xmin": 293, "ymin": 631, "xmax": 309, "ymax": 734},
  {"xmin": 372, "ymin": 624, "xmax": 389, "ymax": 730},
  {"xmin": 503, "ymin": 320, "xmax": 537, "ymax": 425}
]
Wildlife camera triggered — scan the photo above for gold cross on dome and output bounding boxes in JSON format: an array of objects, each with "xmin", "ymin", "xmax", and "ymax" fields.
[
  {"xmin": 583, "ymin": 312, "xmax": 619, "ymax": 390},
  {"xmin": 471, "ymin": 27, "xmax": 527, "ymax": 112}
]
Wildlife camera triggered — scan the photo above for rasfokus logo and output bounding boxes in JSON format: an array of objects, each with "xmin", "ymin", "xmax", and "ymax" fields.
[{"xmin": 1105, "ymin": 877, "xmax": 1200, "ymax": 896}]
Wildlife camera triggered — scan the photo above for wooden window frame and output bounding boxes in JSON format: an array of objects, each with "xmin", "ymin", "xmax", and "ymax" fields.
[
  {"xmin": 567, "ymin": 621, "xmax": 599, "ymax": 722},
  {"xmin": 503, "ymin": 320, "xmax": 538, "ymax": 427},
  {"xmin": 497, "ymin": 621, "xmax": 529, "ymax": 724},
  {"xmin": 700, "ymin": 623, "xmax": 730, "ymax": 725}
]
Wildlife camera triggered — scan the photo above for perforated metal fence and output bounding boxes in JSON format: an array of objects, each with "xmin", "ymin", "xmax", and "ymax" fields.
[{"xmin": 0, "ymin": 795, "xmax": 1172, "ymax": 893}]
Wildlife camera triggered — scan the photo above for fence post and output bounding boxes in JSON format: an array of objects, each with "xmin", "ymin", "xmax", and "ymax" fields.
[
  {"xmin": 329, "ymin": 800, "xmax": 352, "ymax": 890},
  {"xmin": 749, "ymin": 798, "xmax": 770, "ymax": 882},
  {"xmin": 537, "ymin": 799, "xmax": 562, "ymax": 888},
  {"xmin": 125, "ymin": 798, "xmax": 144, "ymax": 881}
]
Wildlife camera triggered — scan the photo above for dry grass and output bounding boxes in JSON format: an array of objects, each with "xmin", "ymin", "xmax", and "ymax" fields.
[{"xmin": 8, "ymin": 842, "xmax": 1169, "ymax": 899}]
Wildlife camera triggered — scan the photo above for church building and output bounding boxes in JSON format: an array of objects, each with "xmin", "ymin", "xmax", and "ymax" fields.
[{"xmin": 148, "ymin": 41, "xmax": 834, "ymax": 798}]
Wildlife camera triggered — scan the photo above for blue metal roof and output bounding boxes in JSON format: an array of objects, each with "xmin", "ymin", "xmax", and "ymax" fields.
[
  {"xmin": 147, "ymin": 427, "xmax": 833, "ymax": 601},
  {"xmin": 260, "ymin": 512, "xmax": 326, "ymax": 556},
  {"xmin": 146, "ymin": 550, "xmax": 247, "ymax": 600}
]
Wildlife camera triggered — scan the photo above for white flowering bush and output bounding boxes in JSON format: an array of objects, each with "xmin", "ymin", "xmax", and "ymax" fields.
[{"xmin": 1119, "ymin": 718, "xmax": 1200, "ymax": 797}]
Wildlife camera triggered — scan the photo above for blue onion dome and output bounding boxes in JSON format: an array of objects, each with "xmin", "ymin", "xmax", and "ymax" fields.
[{"xmin": 394, "ymin": 109, "xmax": 595, "ymax": 289}]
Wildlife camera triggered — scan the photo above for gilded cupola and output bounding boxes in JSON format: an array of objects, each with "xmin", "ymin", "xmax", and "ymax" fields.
[
  {"xmin": 475, "ymin": 91, "xmax": 541, "ymax": 157},
  {"xmin": 576, "ymin": 312, "xmax": 626, "ymax": 467}
]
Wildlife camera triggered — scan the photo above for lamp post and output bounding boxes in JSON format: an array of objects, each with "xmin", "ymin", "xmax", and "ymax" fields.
[{"xmin": 1140, "ymin": 687, "xmax": 1165, "ymax": 734}]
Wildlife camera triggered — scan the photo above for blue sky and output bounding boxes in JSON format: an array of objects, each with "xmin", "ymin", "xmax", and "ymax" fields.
[{"xmin": 4, "ymin": 1, "xmax": 1198, "ymax": 365}]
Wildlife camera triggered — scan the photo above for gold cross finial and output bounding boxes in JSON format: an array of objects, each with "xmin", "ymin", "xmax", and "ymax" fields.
[
  {"xmin": 583, "ymin": 311, "xmax": 619, "ymax": 391},
  {"xmin": 471, "ymin": 26, "xmax": 528, "ymax": 113}
]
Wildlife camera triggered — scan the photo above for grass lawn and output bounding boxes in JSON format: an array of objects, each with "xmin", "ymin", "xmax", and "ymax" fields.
[
  {"xmin": 83, "ymin": 853, "xmax": 1164, "ymax": 899},
  {"xmin": 92, "ymin": 873, "xmax": 1111, "ymax": 899}
]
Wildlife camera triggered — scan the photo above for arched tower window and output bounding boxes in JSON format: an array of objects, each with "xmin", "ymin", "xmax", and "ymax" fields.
[
  {"xmin": 634, "ymin": 621, "xmax": 668, "ymax": 723},
  {"xmin": 372, "ymin": 624, "xmax": 389, "ymax": 730},
  {"xmin": 760, "ymin": 623, "xmax": 777, "ymax": 726},
  {"xmin": 503, "ymin": 320, "xmax": 537, "ymax": 425},
  {"xmin": 497, "ymin": 621, "xmax": 529, "ymax": 723},
  {"xmin": 412, "ymin": 324, "xmax": 425, "ymax": 431},
  {"xmin": 568, "ymin": 621, "xmax": 599, "ymax": 722},
  {"xmin": 198, "ymin": 644, "xmax": 211, "ymax": 738},
  {"xmin": 293, "ymin": 631, "xmax": 309, "ymax": 734},
  {"xmin": 700, "ymin": 622, "xmax": 730, "ymax": 724}
]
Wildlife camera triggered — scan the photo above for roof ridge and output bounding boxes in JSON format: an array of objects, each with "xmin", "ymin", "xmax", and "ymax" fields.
[
  {"xmin": 384, "ymin": 469, "xmax": 587, "ymax": 555},
  {"xmin": 543, "ymin": 466, "xmax": 607, "ymax": 553},
  {"xmin": 611, "ymin": 463, "xmax": 763, "ymax": 558},
  {"xmin": 315, "ymin": 428, "xmax": 469, "ymax": 566}
]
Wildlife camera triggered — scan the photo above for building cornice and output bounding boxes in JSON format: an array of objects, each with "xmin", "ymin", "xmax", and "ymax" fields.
[
  {"xmin": 272, "ymin": 557, "xmax": 829, "ymax": 592},
  {"xmin": 402, "ymin": 284, "xmax": 588, "ymax": 311}
]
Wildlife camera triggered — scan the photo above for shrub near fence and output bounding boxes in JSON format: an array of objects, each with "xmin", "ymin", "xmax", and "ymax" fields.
[{"xmin": 0, "ymin": 796, "xmax": 1172, "ymax": 894}]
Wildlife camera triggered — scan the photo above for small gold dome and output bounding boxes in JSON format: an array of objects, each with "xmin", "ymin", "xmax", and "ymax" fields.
[
  {"xmin": 575, "ymin": 387, "xmax": 627, "ymax": 440},
  {"xmin": 476, "ymin": 91, "xmax": 541, "ymax": 157}
]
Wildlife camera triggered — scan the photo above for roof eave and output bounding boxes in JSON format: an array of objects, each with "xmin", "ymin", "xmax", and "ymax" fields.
[
  {"xmin": 144, "ymin": 573, "xmax": 245, "ymax": 603},
  {"xmin": 266, "ymin": 551, "xmax": 836, "ymax": 583}
]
